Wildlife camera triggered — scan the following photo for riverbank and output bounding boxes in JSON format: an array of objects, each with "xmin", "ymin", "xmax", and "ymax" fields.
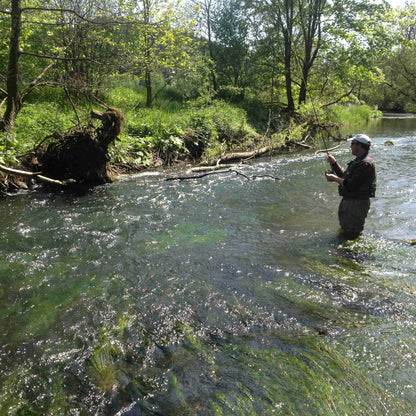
[
  {"xmin": 0, "ymin": 95, "xmax": 381, "ymax": 195},
  {"xmin": 0, "ymin": 130, "xmax": 337, "ymax": 195}
]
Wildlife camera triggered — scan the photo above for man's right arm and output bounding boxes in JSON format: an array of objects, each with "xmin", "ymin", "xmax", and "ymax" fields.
[{"xmin": 327, "ymin": 153, "xmax": 344, "ymax": 177}]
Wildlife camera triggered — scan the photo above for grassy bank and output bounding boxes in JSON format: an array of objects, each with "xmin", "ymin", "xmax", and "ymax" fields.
[{"xmin": 1, "ymin": 82, "xmax": 381, "ymax": 193}]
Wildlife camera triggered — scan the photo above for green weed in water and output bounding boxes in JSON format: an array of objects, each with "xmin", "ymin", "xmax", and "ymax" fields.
[
  {"xmin": 148, "ymin": 222, "xmax": 227, "ymax": 252},
  {"xmin": 88, "ymin": 350, "xmax": 117, "ymax": 393},
  {"xmin": 210, "ymin": 337, "xmax": 411, "ymax": 415}
]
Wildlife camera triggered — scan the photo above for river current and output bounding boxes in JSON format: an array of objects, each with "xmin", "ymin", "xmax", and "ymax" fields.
[{"xmin": 0, "ymin": 115, "xmax": 416, "ymax": 415}]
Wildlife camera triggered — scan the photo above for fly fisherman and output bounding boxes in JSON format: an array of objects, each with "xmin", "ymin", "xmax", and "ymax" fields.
[{"xmin": 325, "ymin": 134, "xmax": 377, "ymax": 237}]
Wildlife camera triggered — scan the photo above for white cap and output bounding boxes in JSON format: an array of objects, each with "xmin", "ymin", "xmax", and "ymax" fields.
[{"xmin": 348, "ymin": 134, "xmax": 372, "ymax": 145}]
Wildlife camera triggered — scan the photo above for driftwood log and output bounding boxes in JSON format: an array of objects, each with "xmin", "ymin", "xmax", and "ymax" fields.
[
  {"xmin": 204, "ymin": 138, "xmax": 314, "ymax": 167},
  {"xmin": 0, "ymin": 164, "xmax": 41, "ymax": 177},
  {"xmin": 213, "ymin": 145, "xmax": 272, "ymax": 165}
]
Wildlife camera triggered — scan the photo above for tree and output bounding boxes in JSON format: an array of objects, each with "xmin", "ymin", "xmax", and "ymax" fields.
[
  {"xmin": 189, "ymin": 0, "xmax": 219, "ymax": 91},
  {"xmin": 249, "ymin": 0, "xmax": 391, "ymax": 115},
  {"xmin": 0, "ymin": 0, "xmax": 117, "ymax": 131},
  {"xmin": 211, "ymin": 0, "xmax": 250, "ymax": 90},
  {"xmin": 375, "ymin": 3, "xmax": 416, "ymax": 110},
  {"xmin": 297, "ymin": 0, "xmax": 326, "ymax": 105},
  {"xmin": 119, "ymin": 0, "xmax": 199, "ymax": 107},
  {"xmin": 319, "ymin": 0, "xmax": 392, "ymax": 107},
  {"xmin": 1, "ymin": 0, "xmax": 23, "ymax": 130}
]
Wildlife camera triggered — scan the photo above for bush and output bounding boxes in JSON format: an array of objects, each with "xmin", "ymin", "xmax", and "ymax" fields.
[
  {"xmin": 329, "ymin": 104, "xmax": 382, "ymax": 125},
  {"xmin": 109, "ymin": 134, "xmax": 153, "ymax": 168},
  {"xmin": 125, "ymin": 113, "xmax": 187, "ymax": 164},
  {"xmin": 106, "ymin": 86, "xmax": 146, "ymax": 111},
  {"xmin": 404, "ymin": 103, "xmax": 416, "ymax": 113},
  {"xmin": 217, "ymin": 86, "xmax": 245, "ymax": 103},
  {"xmin": 185, "ymin": 100, "xmax": 258, "ymax": 149}
]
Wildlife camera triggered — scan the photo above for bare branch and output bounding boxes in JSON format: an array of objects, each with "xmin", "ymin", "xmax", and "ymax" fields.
[
  {"xmin": 21, "ymin": 33, "xmax": 77, "ymax": 102},
  {"xmin": 19, "ymin": 51, "xmax": 99, "ymax": 63},
  {"xmin": 320, "ymin": 85, "xmax": 357, "ymax": 109},
  {"xmin": 21, "ymin": 6, "xmax": 131, "ymax": 26}
]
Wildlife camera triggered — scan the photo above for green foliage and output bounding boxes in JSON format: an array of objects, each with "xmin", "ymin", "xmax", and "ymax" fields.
[
  {"xmin": 0, "ymin": 132, "xmax": 20, "ymax": 166},
  {"xmin": 329, "ymin": 104, "xmax": 382, "ymax": 125},
  {"xmin": 101, "ymin": 85, "xmax": 147, "ymax": 111},
  {"xmin": 188, "ymin": 99, "xmax": 258, "ymax": 146},
  {"xmin": 14, "ymin": 103, "xmax": 76, "ymax": 145},
  {"xmin": 109, "ymin": 134, "xmax": 153, "ymax": 167},
  {"xmin": 125, "ymin": 113, "xmax": 187, "ymax": 164},
  {"xmin": 217, "ymin": 85, "xmax": 245, "ymax": 103},
  {"xmin": 211, "ymin": 0, "xmax": 251, "ymax": 89},
  {"xmin": 107, "ymin": 90, "xmax": 260, "ymax": 166},
  {"xmin": 404, "ymin": 103, "xmax": 416, "ymax": 113}
]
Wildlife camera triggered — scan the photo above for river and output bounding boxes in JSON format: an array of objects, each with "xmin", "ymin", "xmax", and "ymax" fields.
[{"xmin": 0, "ymin": 115, "xmax": 416, "ymax": 415}]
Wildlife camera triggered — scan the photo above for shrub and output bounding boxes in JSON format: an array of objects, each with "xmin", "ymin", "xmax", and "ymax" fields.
[
  {"xmin": 125, "ymin": 115, "xmax": 187, "ymax": 164},
  {"xmin": 329, "ymin": 104, "xmax": 382, "ymax": 125}
]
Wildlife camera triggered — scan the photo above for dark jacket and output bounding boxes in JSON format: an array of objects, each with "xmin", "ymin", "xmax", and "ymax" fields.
[{"xmin": 332, "ymin": 154, "xmax": 377, "ymax": 199}]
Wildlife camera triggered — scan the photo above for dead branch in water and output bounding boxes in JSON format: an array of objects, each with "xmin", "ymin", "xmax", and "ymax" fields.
[
  {"xmin": 189, "ymin": 164, "xmax": 238, "ymax": 173},
  {"xmin": 0, "ymin": 164, "xmax": 41, "ymax": 177},
  {"xmin": 288, "ymin": 140, "xmax": 312, "ymax": 149},
  {"xmin": 165, "ymin": 169, "xmax": 232, "ymax": 181},
  {"xmin": 166, "ymin": 168, "xmax": 281, "ymax": 181},
  {"xmin": 0, "ymin": 163, "xmax": 73, "ymax": 187}
]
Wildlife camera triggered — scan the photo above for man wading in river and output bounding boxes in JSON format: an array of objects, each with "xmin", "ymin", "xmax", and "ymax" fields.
[{"xmin": 325, "ymin": 134, "xmax": 377, "ymax": 238}]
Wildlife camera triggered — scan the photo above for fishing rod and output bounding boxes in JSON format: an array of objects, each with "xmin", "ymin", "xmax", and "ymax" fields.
[{"xmin": 292, "ymin": 52, "xmax": 333, "ymax": 173}]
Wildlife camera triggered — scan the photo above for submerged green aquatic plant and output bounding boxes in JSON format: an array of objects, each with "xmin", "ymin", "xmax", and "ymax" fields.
[
  {"xmin": 148, "ymin": 222, "xmax": 227, "ymax": 252},
  {"xmin": 88, "ymin": 350, "xmax": 117, "ymax": 392},
  {"xmin": 209, "ymin": 336, "xmax": 411, "ymax": 415}
]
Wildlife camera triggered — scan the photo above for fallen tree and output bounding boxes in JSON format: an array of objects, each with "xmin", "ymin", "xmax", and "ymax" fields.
[
  {"xmin": 210, "ymin": 145, "xmax": 273, "ymax": 165},
  {"xmin": 1, "ymin": 107, "xmax": 124, "ymax": 192},
  {"xmin": 25, "ymin": 107, "xmax": 123, "ymax": 186}
]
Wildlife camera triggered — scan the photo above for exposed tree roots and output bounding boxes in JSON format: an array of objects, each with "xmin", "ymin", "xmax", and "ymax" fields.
[{"xmin": 1, "ymin": 107, "xmax": 124, "ymax": 192}]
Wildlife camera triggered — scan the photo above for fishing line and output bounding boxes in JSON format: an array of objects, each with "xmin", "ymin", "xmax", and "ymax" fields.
[
  {"xmin": 285, "ymin": 4, "xmax": 333, "ymax": 171},
  {"xmin": 293, "ymin": 45, "xmax": 338, "ymax": 178}
]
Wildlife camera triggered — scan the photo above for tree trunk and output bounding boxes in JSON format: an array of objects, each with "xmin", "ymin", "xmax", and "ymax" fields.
[
  {"xmin": 1, "ymin": 0, "xmax": 22, "ymax": 131},
  {"xmin": 280, "ymin": 1, "xmax": 295, "ymax": 114},
  {"xmin": 298, "ymin": 0, "xmax": 325, "ymax": 105},
  {"xmin": 206, "ymin": 0, "xmax": 217, "ymax": 92},
  {"xmin": 283, "ymin": 31, "xmax": 295, "ymax": 113},
  {"xmin": 145, "ymin": 69, "xmax": 152, "ymax": 107},
  {"xmin": 144, "ymin": 0, "xmax": 153, "ymax": 107},
  {"xmin": 298, "ymin": 46, "xmax": 312, "ymax": 105}
]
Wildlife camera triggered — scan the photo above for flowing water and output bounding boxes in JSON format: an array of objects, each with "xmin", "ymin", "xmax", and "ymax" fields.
[{"xmin": 1, "ymin": 115, "xmax": 416, "ymax": 415}]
